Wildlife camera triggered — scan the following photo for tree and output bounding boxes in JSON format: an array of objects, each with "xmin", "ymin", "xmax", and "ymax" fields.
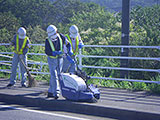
[{"xmin": 0, "ymin": 12, "xmax": 21, "ymax": 42}]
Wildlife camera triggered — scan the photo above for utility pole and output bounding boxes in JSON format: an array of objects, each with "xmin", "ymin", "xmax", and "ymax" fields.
[
  {"xmin": 120, "ymin": 0, "xmax": 130, "ymax": 78},
  {"xmin": 156, "ymin": 0, "xmax": 159, "ymax": 5}
]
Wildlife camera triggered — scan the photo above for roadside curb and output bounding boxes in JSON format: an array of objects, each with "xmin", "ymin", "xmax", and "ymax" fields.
[{"xmin": 0, "ymin": 93, "xmax": 160, "ymax": 120}]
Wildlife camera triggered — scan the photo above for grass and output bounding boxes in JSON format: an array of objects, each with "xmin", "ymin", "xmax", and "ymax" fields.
[{"xmin": 147, "ymin": 75, "xmax": 160, "ymax": 94}]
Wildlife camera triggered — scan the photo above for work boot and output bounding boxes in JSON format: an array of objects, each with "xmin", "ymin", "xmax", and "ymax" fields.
[
  {"xmin": 47, "ymin": 92, "xmax": 53, "ymax": 98},
  {"xmin": 21, "ymin": 84, "xmax": 27, "ymax": 88},
  {"xmin": 6, "ymin": 83, "xmax": 14, "ymax": 87},
  {"xmin": 54, "ymin": 94, "xmax": 59, "ymax": 99},
  {"xmin": 47, "ymin": 92, "xmax": 59, "ymax": 99}
]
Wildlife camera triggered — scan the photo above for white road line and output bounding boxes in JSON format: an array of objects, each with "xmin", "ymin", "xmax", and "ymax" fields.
[{"xmin": 0, "ymin": 105, "xmax": 91, "ymax": 120}]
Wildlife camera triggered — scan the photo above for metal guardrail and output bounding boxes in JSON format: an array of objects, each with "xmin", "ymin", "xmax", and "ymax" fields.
[
  {"xmin": 84, "ymin": 45, "xmax": 160, "ymax": 49},
  {"xmin": 0, "ymin": 43, "xmax": 160, "ymax": 84}
]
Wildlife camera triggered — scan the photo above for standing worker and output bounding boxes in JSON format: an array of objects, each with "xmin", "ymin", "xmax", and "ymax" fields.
[
  {"xmin": 62, "ymin": 25, "xmax": 84, "ymax": 74},
  {"xmin": 7, "ymin": 27, "xmax": 30, "ymax": 88},
  {"xmin": 45, "ymin": 25, "xmax": 73, "ymax": 99}
]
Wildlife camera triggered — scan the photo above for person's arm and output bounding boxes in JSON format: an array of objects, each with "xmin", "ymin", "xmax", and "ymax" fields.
[
  {"xmin": 64, "ymin": 36, "xmax": 73, "ymax": 56},
  {"xmin": 60, "ymin": 33, "xmax": 72, "ymax": 54},
  {"xmin": 45, "ymin": 39, "xmax": 51, "ymax": 55},
  {"xmin": 59, "ymin": 33, "xmax": 68, "ymax": 45},
  {"xmin": 62, "ymin": 35, "xmax": 75, "ymax": 64},
  {"xmin": 26, "ymin": 38, "xmax": 31, "ymax": 48},
  {"xmin": 22, "ymin": 38, "xmax": 31, "ymax": 55},
  {"xmin": 78, "ymin": 34, "xmax": 84, "ymax": 49}
]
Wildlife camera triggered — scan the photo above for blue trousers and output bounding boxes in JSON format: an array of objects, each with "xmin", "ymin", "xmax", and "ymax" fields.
[
  {"xmin": 62, "ymin": 55, "xmax": 76, "ymax": 74},
  {"xmin": 47, "ymin": 56, "xmax": 63, "ymax": 96},
  {"xmin": 9, "ymin": 53, "xmax": 27, "ymax": 85}
]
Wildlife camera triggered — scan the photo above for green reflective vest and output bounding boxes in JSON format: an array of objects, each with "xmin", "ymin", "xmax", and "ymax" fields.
[
  {"xmin": 65, "ymin": 34, "xmax": 79, "ymax": 55},
  {"xmin": 14, "ymin": 35, "xmax": 28, "ymax": 54},
  {"xmin": 48, "ymin": 34, "xmax": 63, "ymax": 58}
]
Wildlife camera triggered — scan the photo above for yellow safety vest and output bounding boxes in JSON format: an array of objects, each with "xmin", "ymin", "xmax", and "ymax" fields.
[
  {"xmin": 65, "ymin": 34, "xmax": 79, "ymax": 55},
  {"xmin": 14, "ymin": 35, "xmax": 28, "ymax": 54},
  {"xmin": 48, "ymin": 34, "xmax": 63, "ymax": 58}
]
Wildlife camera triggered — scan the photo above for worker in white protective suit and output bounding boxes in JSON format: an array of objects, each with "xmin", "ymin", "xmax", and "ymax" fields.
[
  {"xmin": 7, "ymin": 27, "xmax": 30, "ymax": 88},
  {"xmin": 45, "ymin": 25, "xmax": 74, "ymax": 99},
  {"xmin": 62, "ymin": 25, "xmax": 84, "ymax": 74}
]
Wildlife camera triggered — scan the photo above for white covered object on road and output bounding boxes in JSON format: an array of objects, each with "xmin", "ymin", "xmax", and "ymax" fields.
[{"xmin": 61, "ymin": 73, "xmax": 87, "ymax": 91}]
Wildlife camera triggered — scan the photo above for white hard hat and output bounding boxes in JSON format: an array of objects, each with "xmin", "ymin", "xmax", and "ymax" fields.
[
  {"xmin": 47, "ymin": 25, "xmax": 57, "ymax": 39},
  {"xmin": 18, "ymin": 27, "xmax": 26, "ymax": 39},
  {"xmin": 69, "ymin": 25, "xmax": 79, "ymax": 38}
]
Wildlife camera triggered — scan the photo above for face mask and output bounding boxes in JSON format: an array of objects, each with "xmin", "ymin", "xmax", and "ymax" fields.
[
  {"xmin": 69, "ymin": 34, "xmax": 76, "ymax": 39},
  {"xmin": 18, "ymin": 34, "xmax": 26, "ymax": 39},
  {"xmin": 49, "ymin": 33, "xmax": 57, "ymax": 40}
]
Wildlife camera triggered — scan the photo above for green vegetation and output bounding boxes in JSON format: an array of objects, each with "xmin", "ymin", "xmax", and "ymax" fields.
[{"xmin": 0, "ymin": 0, "xmax": 159, "ymax": 93}]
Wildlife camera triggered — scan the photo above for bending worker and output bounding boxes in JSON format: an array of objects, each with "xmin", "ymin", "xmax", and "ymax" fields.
[
  {"xmin": 7, "ymin": 27, "xmax": 30, "ymax": 88},
  {"xmin": 62, "ymin": 25, "xmax": 84, "ymax": 74},
  {"xmin": 45, "ymin": 25, "xmax": 73, "ymax": 99}
]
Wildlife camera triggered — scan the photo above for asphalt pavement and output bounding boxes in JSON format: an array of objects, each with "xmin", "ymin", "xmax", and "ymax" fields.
[{"xmin": 0, "ymin": 78, "xmax": 160, "ymax": 120}]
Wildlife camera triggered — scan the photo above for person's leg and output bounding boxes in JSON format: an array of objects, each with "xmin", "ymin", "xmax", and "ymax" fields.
[
  {"xmin": 48, "ymin": 57, "xmax": 59, "ymax": 97},
  {"xmin": 8, "ymin": 53, "xmax": 19, "ymax": 86},
  {"xmin": 19, "ymin": 54, "xmax": 27, "ymax": 86},
  {"xmin": 56, "ymin": 57, "xmax": 63, "ymax": 95},
  {"xmin": 62, "ymin": 57, "xmax": 70, "ymax": 73},
  {"xmin": 68, "ymin": 56, "xmax": 76, "ymax": 74}
]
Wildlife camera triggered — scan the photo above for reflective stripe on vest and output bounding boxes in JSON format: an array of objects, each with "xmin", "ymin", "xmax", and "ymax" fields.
[
  {"xmin": 65, "ymin": 34, "xmax": 79, "ymax": 55},
  {"xmin": 48, "ymin": 34, "xmax": 63, "ymax": 58},
  {"xmin": 14, "ymin": 35, "xmax": 28, "ymax": 54}
]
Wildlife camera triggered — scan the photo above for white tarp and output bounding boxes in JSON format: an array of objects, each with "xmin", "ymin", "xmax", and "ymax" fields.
[{"xmin": 61, "ymin": 73, "xmax": 87, "ymax": 91}]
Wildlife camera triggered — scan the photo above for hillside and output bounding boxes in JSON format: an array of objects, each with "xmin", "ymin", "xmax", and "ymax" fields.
[
  {"xmin": 48, "ymin": 0, "xmax": 159, "ymax": 12},
  {"xmin": 80, "ymin": 0, "xmax": 159, "ymax": 12}
]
